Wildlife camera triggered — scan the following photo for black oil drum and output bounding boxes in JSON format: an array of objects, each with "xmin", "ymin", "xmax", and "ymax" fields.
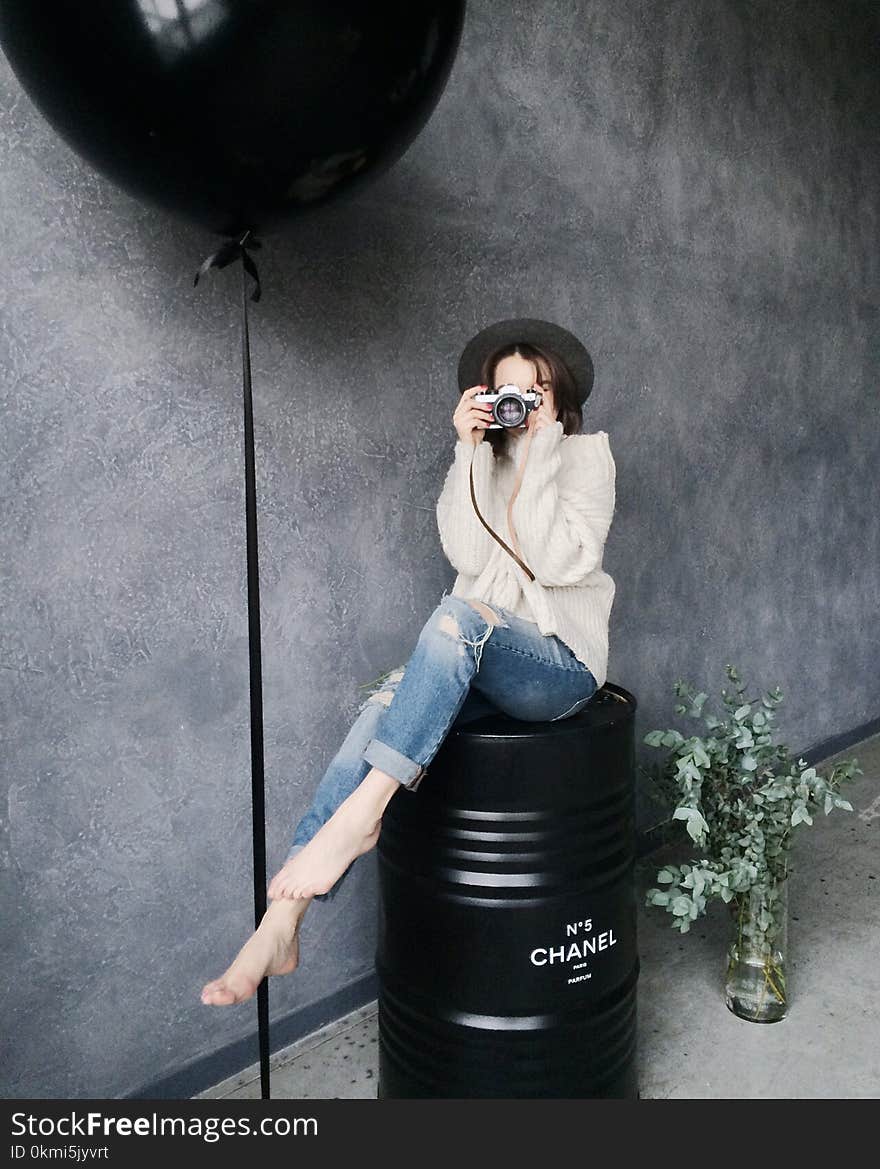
[{"xmin": 375, "ymin": 682, "xmax": 638, "ymax": 1099}]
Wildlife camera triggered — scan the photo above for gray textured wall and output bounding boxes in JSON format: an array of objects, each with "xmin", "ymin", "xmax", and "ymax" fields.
[{"xmin": 2, "ymin": 0, "xmax": 877, "ymax": 1098}]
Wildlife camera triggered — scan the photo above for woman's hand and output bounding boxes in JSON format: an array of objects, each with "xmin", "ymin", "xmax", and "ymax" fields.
[
  {"xmin": 454, "ymin": 384, "xmax": 494, "ymax": 446},
  {"xmin": 524, "ymin": 385, "xmax": 558, "ymax": 435}
]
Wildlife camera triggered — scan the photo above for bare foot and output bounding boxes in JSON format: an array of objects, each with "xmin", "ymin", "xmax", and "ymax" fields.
[
  {"xmin": 201, "ymin": 896, "xmax": 308, "ymax": 1006},
  {"xmin": 267, "ymin": 774, "xmax": 397, "ymax": 901}
]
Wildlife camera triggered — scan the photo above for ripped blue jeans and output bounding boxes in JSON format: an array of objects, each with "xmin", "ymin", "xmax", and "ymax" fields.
[{"xmin": 283, "ymin": 593, "xmax": 599, "ymax": 900}]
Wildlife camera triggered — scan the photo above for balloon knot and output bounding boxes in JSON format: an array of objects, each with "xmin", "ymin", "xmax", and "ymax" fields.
[{"xmin": 194, "ymin": 230, "xmax": 263, "ymax": 301}]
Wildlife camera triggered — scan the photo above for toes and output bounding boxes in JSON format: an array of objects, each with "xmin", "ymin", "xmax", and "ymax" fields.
[
  {"xmin": 201, "ymin": 971, "xmax": 260, "ymax": 1005},
  {"xmin": 201, "ymin": 982, "xmax": 237, "ymax": 1006},
  {"xmin": 269, "ymin": 867, "xmax": 296, "ymax": 900}
]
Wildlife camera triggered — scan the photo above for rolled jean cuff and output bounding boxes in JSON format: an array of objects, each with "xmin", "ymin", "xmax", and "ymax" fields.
[{"xmin": 362, "ymin": 737, "xmax": 427, "ymax": 792}]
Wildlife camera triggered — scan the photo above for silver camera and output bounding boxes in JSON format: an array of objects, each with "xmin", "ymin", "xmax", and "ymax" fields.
[{"xmin": 474, "ymin": 383, "xmax": 543, "ymax": 429}]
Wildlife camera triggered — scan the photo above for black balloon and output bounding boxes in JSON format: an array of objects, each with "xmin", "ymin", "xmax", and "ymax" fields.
[{"xmin": 0, "ymin": 0, "xmax": 465, "ymax": 236}]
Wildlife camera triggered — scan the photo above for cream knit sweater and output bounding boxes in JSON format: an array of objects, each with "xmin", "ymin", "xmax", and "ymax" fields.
[{"xmin": 435, "ymin": 419, "xmax": 617, "ymax": 688}]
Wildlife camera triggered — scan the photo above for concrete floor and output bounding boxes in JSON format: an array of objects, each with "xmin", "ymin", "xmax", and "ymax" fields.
[{"xmin": 196, "ymin": 732, "xmax": 879, "ymax": 1100}]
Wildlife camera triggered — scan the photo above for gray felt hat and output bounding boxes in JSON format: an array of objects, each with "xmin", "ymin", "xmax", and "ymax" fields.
[{"xmin": 457, "ymin": 317, "xmax": 594, "ymax": 405}]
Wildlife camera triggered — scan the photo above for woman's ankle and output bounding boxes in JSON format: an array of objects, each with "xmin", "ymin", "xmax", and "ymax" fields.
[
  {"xmin": 266, "ymin": 894, "xmax": 307, "ymax": 922},
  {"xmin": 361, "ymin": 767, "xmax": 404, "ymax": 811}
]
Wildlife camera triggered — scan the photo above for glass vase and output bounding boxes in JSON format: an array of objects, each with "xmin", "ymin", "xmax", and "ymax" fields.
[{"xmin": 724, "ymin": 876, "xmax": 789, "ymax": 1023}]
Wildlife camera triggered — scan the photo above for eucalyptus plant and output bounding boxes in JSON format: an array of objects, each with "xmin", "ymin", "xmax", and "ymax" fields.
[{"xmin": 641, "ymin": 665, "xmax": 861, "ymax": 941}]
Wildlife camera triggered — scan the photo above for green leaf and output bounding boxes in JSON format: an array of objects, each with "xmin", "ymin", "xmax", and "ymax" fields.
[
  {"xmin": 682, "ymin": 760, "xmax": 702, "ymax": 783},
  {"xmin": 672, "ymin": 805, "xmax": 708, "ymax": 843},
  {"xmin": 693, "ymin": 742, "xmax": 711, "ymax": 768},
  {"xmin": 686, "ymin": 813, "xmax": 707, "ymax": 843}
]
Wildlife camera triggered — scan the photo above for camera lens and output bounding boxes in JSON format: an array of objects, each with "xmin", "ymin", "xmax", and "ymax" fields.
[{"xmin": 495, "ymin": 392, "xmax": 526, "ymax": 427}]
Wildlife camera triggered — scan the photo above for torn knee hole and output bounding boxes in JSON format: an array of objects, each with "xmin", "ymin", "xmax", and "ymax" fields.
[
  {"xmin": 464, "ymin": 599, "xmax": 506, "ymax": 627},
  {"xmin": 438, "ymin": 613, "xmax": 460, "ymax": 638},
  {"xmin": 360, "ymin": 664, "xmax": 405, "ymax": 709}
]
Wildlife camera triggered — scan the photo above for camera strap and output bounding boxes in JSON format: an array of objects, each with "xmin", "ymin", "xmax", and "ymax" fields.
[{"xmin": 468, "ymin": 429, "xmax": 536, "ymax": 581}]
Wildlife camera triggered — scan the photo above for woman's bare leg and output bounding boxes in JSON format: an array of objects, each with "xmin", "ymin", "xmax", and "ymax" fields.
[
  {"xmin": 202, "ymin": 601, "xmax": 507, "ymax": 1003},
  {"xmin": 201, "ymin": 767, "xmax": 399, "ymax": 1005},
  {"xmin": 267, "ymin": 767, "xmax": 400, "ymax": 901}
]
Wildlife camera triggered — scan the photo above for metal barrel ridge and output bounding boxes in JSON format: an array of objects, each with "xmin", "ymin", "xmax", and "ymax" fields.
[{"xmin": 375, "ymin": 683, "xmax": 639, "ymax": 1099}]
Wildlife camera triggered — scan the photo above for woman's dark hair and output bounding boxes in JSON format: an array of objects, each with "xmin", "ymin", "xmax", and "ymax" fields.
[{"xmin": 475, "ymin": 341, "xmax": 583, "ymax": 458}]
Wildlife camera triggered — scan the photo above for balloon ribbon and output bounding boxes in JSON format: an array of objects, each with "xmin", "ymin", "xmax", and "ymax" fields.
[{"xmin": 194, "ymin": 230, "xmax": 271, "ymax": 1098}]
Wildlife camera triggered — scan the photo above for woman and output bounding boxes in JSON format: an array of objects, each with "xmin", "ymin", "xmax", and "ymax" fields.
[{"xmin": 201, "ymin": 317, "xmax": 617, "ymax": 1006}]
